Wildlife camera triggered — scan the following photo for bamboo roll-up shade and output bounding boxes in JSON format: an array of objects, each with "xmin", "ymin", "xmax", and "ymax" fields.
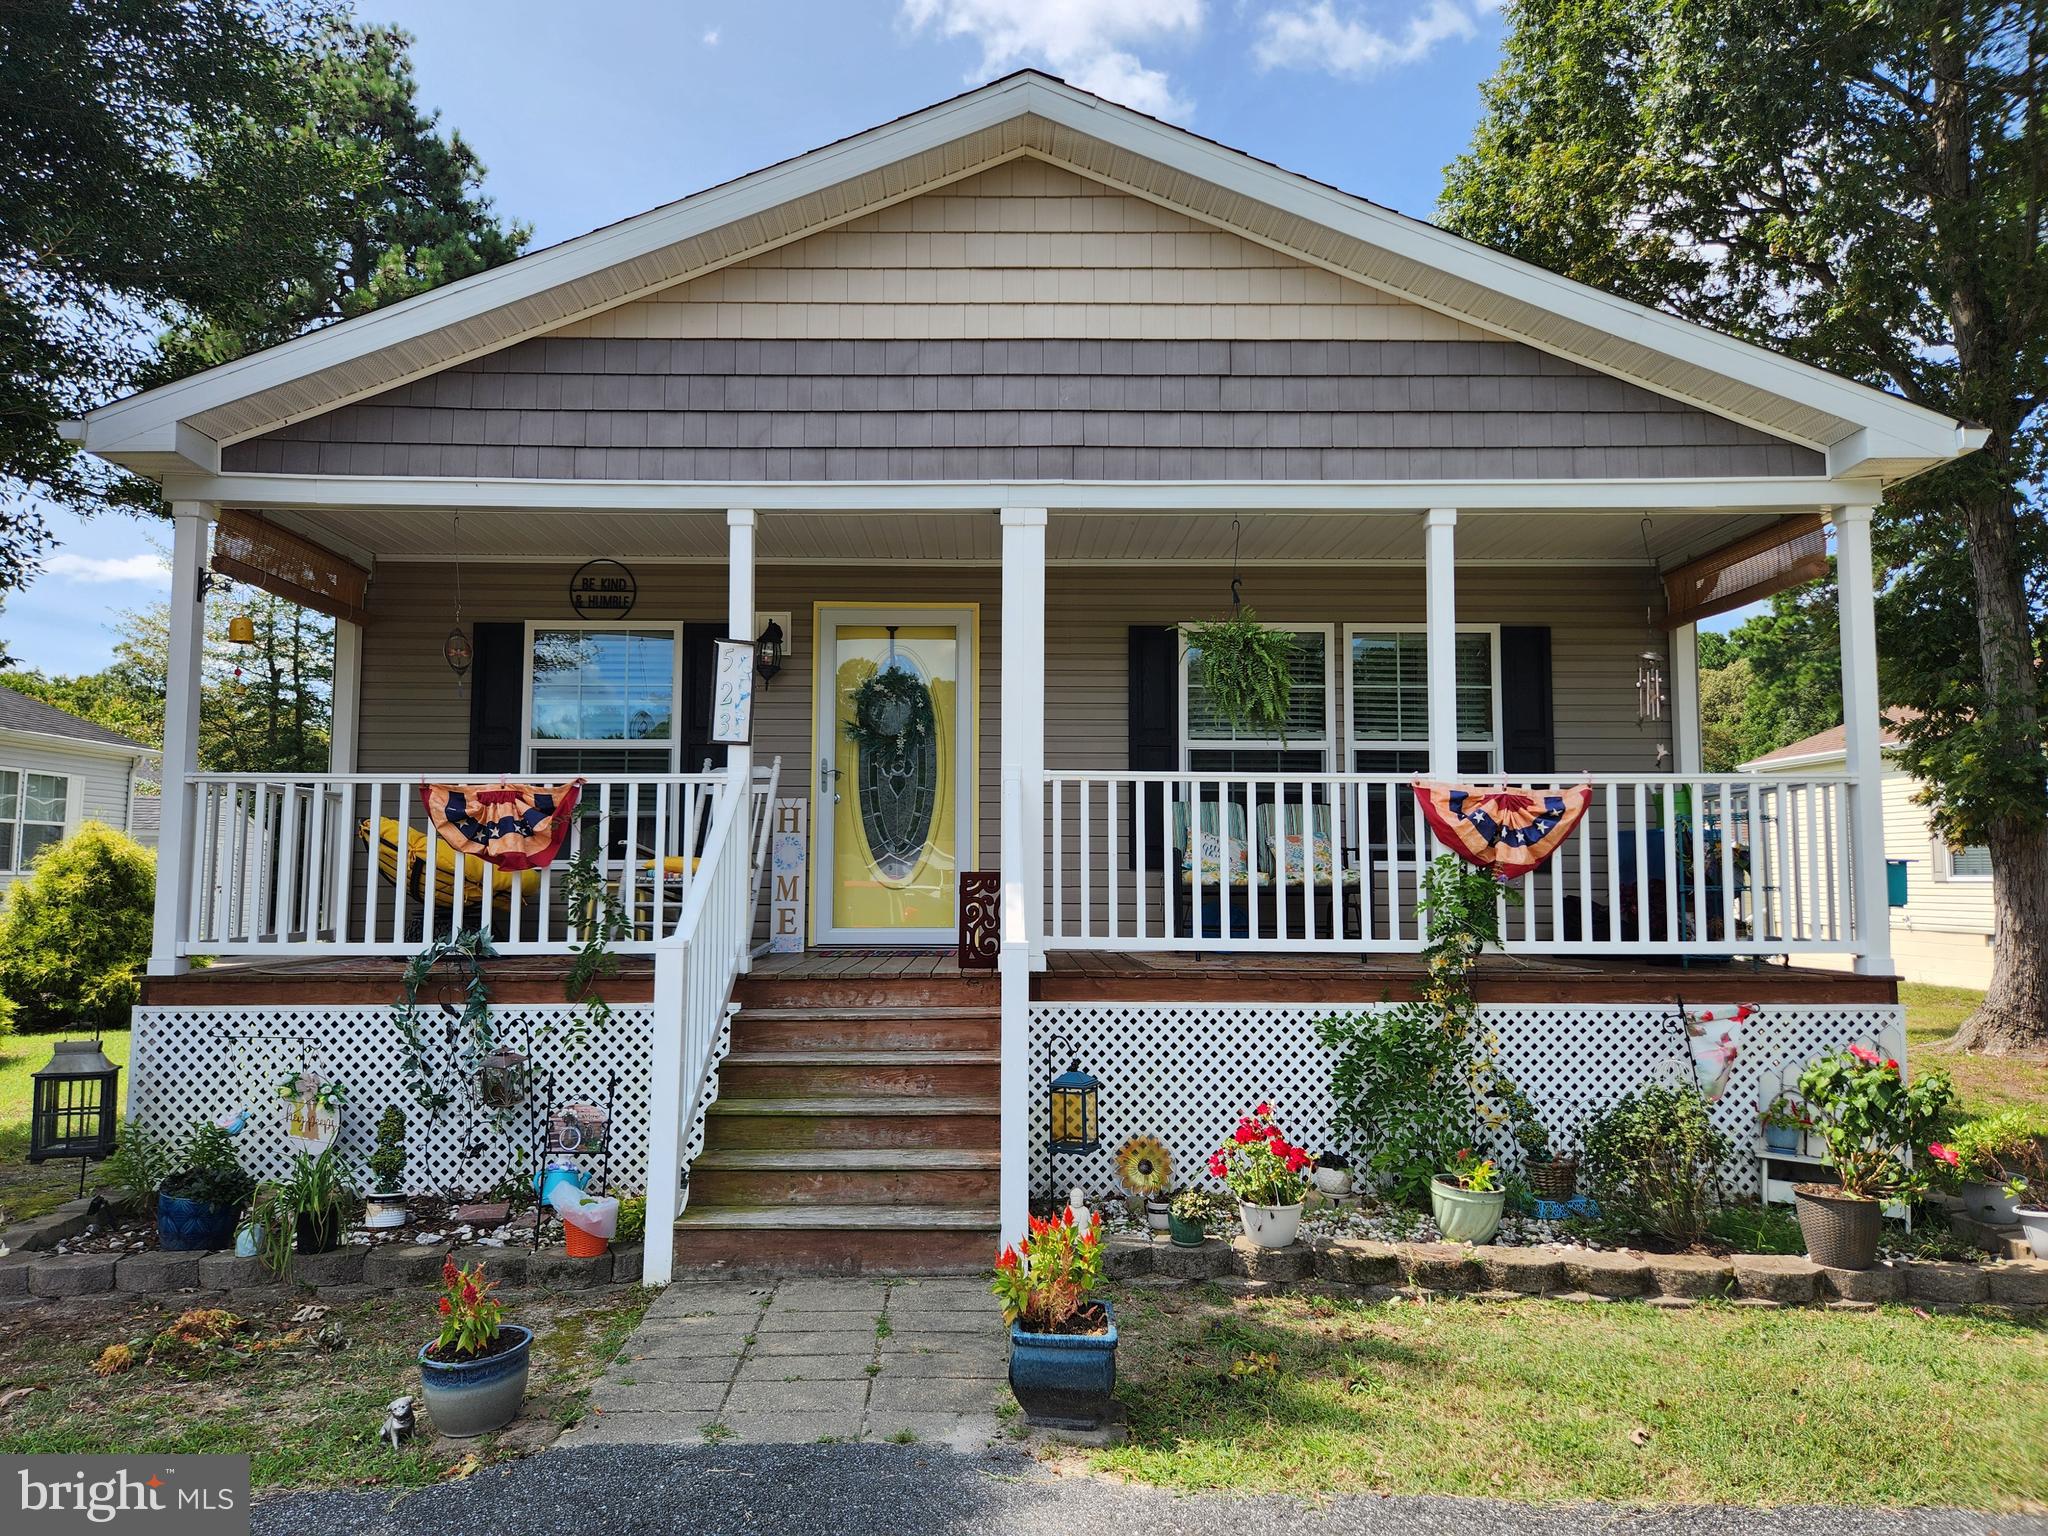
[
  {"xmin": 1660, "ymin": 514, "xmax": 1828, "ymax": 629},
  {"xmin": 212, "ymin": 510, "xmax": 372, "ymax": 626}
]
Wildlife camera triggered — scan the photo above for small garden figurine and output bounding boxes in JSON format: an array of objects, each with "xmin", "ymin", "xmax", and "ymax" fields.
[{"xmin": 994, "ymin": 1211, "xmax": 1116, "ymax": 1429}]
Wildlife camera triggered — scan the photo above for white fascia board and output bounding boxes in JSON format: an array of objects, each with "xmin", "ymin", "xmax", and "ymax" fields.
[
  {"xmin": 164, "ymin": 470, "xmax": 1885, "ymax": 515},
  {"xmin": 0, "ymin": 727, "xmax": 154, "ymax": 762},
  {"xmin": 1021, "ymin": 81, "xmax": 1969, "ymax": 464},
  {"xmin": 77, "ymin": 78, "xmax": 1049, "ymax": 453}
]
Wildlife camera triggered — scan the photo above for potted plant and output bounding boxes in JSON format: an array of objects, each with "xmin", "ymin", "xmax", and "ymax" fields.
[
  {"xmin": 1515, "ymin": 1115, "xmax": 1578, "ymax": 1203},
  {"xmin": 1209, "ymin": 1103, "xmax": 1312, "ymax": 1249},
  {"xmin": 1760, "ymin": 1092, "xmax": 1809, "ymax": 1154},
  {"xmin": 419, "ymin": 1258, "xmax": 532, "ymax": 1437},
  {"xmin": 1183, "ymin": 611, "xmax": 1296, "ymax": 736},
  {"xmin": 2013, "ymin": 1201, "xmax": 2048, "ymax": 1260},
  {"xmin": 1431, "ymin": 1148, "xmax": 1506, "ymax": 1243},
  {"xmin": 1943, "ymin": 1108, "xmax": 2048, "ymax": 1225},
  {"xmin": 156, "ymin": 1121, "xmax": 255, "ymax": 1251},
  {"xmin": 242, "ymin": 1148, "xmax": 356, "ymax": 1275},
  {"xmin": 1311, "ymin": 1150, "xmax": 1354, "ymax": 1199},
  {"xmin": 994, "ymin": 1209, "xmax": 1116, "ymax": 1429},
  {"xmin": 1793, "ymin": 1046, "xmax": 1958, "ymax": 1270},
  {"xmin": 1167, "ymin": 1188, "xmax": 1222, "ymax": 1248},
  {"xmin": 364, "ymin": 1106, "xmax": 408, "ymax": 1229}
]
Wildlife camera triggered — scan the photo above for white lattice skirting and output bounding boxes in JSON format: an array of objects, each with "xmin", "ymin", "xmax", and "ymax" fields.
[
  {"xmin": 129, "ymin": 1005, "xmax": 654, "ymax": 1195},
  {"xmin": 1028, "ymin": 1002, "xmax": 1907, "ymax": 1201}
]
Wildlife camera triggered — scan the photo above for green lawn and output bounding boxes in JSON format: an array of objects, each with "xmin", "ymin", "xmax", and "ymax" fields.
[
  {"xmin": 1091, "ymin": 1284, "xmax": 2048, "ymax": 1509},
  {"xmin": 1901, "ymin": 983, "xmax": 2048, "ymax": 1116},
  {"xmin": 0, "ymin": 1288, "xmax": 646, "ymax": 1485},
  {"xmin": 0, "ymin": 1029, "xmax": 131, "ymax": 1226}
]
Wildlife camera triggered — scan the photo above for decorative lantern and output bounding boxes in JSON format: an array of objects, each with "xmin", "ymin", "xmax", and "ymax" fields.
[
  {"xmin": 27, "ymin": 1039, "xmax": 120, "ymax": 1166},
  {"xmin": 1046, "ymin": 1034, "xmax": 1100, "ymax": 1209},
  {"xmin": 754, "ymin": 618, "xmax": 785, "ymax": 683}
]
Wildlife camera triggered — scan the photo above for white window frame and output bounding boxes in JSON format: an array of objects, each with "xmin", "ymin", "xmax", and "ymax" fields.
[
  {"xmin": 1939, "ymin": 842, "xmax": 1993, "ymax": 883},
  {"xmin": 0, "ymin": 765, "xmax": 72, "ymax": 873},
  {"xmin": 1177, "ymin": 622, "xmax": 1338, "ymax": 770},
  {"xmin": 1341, "ymin": 622, "xmax": 1504, "ymax": 773},
  {"xmin": 520, "ymin": 621, "xmax": 684, "ymax": 773}
]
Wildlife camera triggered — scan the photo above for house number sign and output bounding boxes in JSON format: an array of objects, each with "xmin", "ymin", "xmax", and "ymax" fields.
[{"xmin": 568, "ymin": 559, "xmax": 638, "ymax": 619}]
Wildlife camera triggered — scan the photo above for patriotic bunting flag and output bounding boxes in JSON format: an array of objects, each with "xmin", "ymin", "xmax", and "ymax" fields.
[
  {"xmin": 419, "ymin": 779, "xmax": 585, "ymax": 871},
  {"xmin": 1412, "ymin": 780, "xmax": 1593, "ymax": 879}
]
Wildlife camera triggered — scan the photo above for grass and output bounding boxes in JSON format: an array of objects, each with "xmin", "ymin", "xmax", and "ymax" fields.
[
  {"xmin": 0, "ymin": 1288, "xmax": 647, "ymax": 1487},
  {"xmin": 1088, "ymin": 1283, "xmax": 2048, "ymax": 1509},
  {"xmin": 0, "ymin": 1029, "xmax": 132, "ymax": 1225},
  {"xmin": 1902, "ymin": 983, "xmax": 2048, "ymax": 1116}
]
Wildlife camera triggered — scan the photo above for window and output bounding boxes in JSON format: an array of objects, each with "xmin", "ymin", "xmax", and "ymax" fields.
[
  {"xmin": 1343, "ymin": 625, "xmax": 1501, "ymax": 851},
  {"xmin": 0, "ymin": 769, "xmax": 69, "ymax": 872},
  {"xmin": 524, "ymin": 625, "xmax": 680, "ymax": 774},
  {"xmin": 1944, "ymin": 843, "xmax": 1992, "ymax": 881},
  {"xmin": 1180, "ymin": 625, "xmax": 1335, "ymax": 773}
]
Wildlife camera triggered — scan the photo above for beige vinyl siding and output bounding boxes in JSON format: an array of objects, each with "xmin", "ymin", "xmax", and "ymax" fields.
[
  {"xmin": 1881, "ymin": 765, "xmax": 1994, "ymax": 937},
  {"xmin": 0, "ymin": 732, "xmax": 140, "ymax": 888}
]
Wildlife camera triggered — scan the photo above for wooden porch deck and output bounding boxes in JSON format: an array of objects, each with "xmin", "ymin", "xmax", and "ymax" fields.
[{"xmin": 140, "ymin": 949, "xmax": 1896, "ymax": 1007}]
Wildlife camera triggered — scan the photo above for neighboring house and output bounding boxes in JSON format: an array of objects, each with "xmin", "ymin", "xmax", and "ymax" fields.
[
  {"xmin": 0, "ymin": 686, "xmax": 158, "ymax": 887},
  {"xmin": 66, "ymin": 73, "xmax": 1984, "ymax": 1280},
  {"xmin": 1741, "ymin": 716, "xmax": 1994, "ymax": 990}
]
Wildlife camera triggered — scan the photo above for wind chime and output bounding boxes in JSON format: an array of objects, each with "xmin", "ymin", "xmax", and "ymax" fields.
[
  {"xmin": 445, "ymin": 511, "xmax": 472, "ymax": 691},
  {"xmin": 1636, "ymin": 517, "xmax": 1669, "ymax": 759}
]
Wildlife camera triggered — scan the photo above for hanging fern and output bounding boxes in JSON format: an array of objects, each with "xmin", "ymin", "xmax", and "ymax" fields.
[{"xmin": 1185, "ymin": 609, "xmax": 1297, "ymax": 739}]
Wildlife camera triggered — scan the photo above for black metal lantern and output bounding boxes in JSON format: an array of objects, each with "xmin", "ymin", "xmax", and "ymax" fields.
[
  {"xmin": 28, "ymin": 1039, "xmax": 120, "ymax": 1166},
  {"xmin": 1046, "ymin": 1033, "xmax": 1100, "ymax": 1208},
  {"xmin": 754, "ymin": 618, "xmax": 784, "ymax": 683}
]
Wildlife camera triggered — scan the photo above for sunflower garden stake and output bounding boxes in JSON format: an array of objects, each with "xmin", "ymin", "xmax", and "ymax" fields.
[{"xmin": 1115, "ymin": 1136, "xmax": 1173, "ymax": 1231}]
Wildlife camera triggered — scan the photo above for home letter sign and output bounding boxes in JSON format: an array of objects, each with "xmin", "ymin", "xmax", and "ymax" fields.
[{"xmin": 769, "ymin": 799, "xmax": 807, "ymax": 953}]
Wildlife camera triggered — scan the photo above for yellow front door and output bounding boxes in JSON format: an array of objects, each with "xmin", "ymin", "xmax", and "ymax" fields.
[{"xmin": 813, "ymin": 605, "xmax": 978, "ymax": 944}]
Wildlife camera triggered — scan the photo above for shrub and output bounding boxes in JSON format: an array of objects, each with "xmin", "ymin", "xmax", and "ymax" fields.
[
  {"xmin": 614, "ymin": 1194, "xmax": 647, "ymax": 1245},
  {"xmin": 96, "ymin": 1118, "xmax": 174, "ymax": 1210},
  {"xmin": 0, "ymin": 822, "xmax": 153, "ymax": 1031},
  {"xmin": 367, "ymin": 1105, "xmax": 407, "ymax": 1193},
  {"xmin": 1580, "ymin": 1085, "xmax": 1728, "ymax": 1246}
]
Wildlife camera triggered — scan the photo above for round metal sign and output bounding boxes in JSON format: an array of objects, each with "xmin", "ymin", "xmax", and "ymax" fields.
[{"xmin": 569, "ymin": 559, "xmax": 638, "ymax": 620}]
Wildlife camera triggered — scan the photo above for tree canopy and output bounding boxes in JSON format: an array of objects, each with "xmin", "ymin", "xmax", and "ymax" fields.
[{"xmin": 1442, "ymin": 0, "xmax": 2048, "ymax": 1049}]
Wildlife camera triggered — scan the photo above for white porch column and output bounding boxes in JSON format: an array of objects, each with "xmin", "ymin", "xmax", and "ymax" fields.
[
  {"xmin": 329, "ymin": 620, "xmax": 362, "ymax": 774},
  {"xmin": 1671, "ymin": 623, "xmax": 1701, "ymax": 774},
  {"xmin": 726, "ymin": 509, "xmax": 756, "ymax": 789},
  {"xmin": 1834, "ymin": 505, "xmax": 1893, "ymax": 976},
  {"xmin": 1424, "ymin": 508, "xmax": 1460, "ymax": 780},
  {"xmin": 998, "ymin": 505, "xmax": 1047, "ymax": 1247},
  {"xmin": 150, "ymin": 504, "xmax": 212, "ymax": 976}
]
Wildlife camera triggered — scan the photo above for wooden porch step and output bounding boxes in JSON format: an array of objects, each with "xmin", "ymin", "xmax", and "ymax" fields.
[
  {"xmin": 689, "ymin": 1145, "xmax": 1001, "ymax": 1208},
  {"xmin": 672, "ymin": 1202, "xmax": 998, "ymax": 1276},
  {"xmin": 731, "ymin": 1006, "xmax": 999, "ymax": 1052},
  {"xmin": 680, "ymin": 1203, "xmax": 998, "ymax": 1230},
  {"xmin": 704, "ymin": 1094, "xmax": 1000, "ymax": 1150},
  {"xmin": 716, "ymin": 1048, "xmax": 998, "ymax": 1101},
  {"xmin": 732, "ymin": 974, "xmax": 999, "ymax": 1011}
]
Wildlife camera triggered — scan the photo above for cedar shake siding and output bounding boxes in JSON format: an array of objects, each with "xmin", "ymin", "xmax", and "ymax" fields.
[
  {"xmin": 224, "ymin": 336, "xmax": 1821, "ymax": 481},
  {"xmin": 223, "ymin": 163, "xmax": 1820, "ymax": 482}
]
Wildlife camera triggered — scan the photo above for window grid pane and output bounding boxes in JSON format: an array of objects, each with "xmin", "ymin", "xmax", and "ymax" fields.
[
  {"xmin": 1949, "ymin": 845, "xmax": 1993, "ymax": 878},
  {"xmin": 530, "ymin": 629, "xmax": 675, "ymax": 745},
  {"xmin": 23, "ymin": 773, "xmax": 65, "ymax": 823},
  {"xmin": 1187, "ymin": 632, "xmax": 1327, "ymax": 746}
]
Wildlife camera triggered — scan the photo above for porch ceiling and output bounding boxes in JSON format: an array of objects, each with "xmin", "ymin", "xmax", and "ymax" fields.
[{"xmin": 261, "ymin": 504, "xmax": 1790, "ymax": 569}]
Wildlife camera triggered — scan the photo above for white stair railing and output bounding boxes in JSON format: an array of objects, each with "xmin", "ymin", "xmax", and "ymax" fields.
[{"xmin": 640, "ymin": 774, "xmax": 756, "ymax": 1286}]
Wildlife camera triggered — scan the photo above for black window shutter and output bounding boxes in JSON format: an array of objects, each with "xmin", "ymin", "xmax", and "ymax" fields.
[
  {"xmin": 682, "ymin": 622, "xmax": 728, "ymax": 774},
  {"xmin": 467, "ymin": 622, "xmax": 525, "ymax": 774},
  {"xmin": 1499, "ymin": 625, "xmax": 1555, "ymax": 776},
  {"xmin": 1128, "ymin": 625, "xmax": 1177, "ymax": 868}
]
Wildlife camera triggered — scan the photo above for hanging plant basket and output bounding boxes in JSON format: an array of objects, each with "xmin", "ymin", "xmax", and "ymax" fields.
[{"xmin": 1185, "ymin": 609, "xmax": 1296, "ymax": 738}]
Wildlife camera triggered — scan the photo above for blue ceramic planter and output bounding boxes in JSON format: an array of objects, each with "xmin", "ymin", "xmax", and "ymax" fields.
[
  {"xmin": 157, "ymin": 1194, "xmax": 240, "ymax": 1252},
  {"xmin": 1764, "ymin": 1124, "xmax": 1801, "ymax": 1153},
  {"xmin": 419, "ymin": 1325, "xmax": 533, "ymax": 1438},
  {"xmin": 1008, "ymin": 1300, "xmax": 1117, "ymax": 1429}
]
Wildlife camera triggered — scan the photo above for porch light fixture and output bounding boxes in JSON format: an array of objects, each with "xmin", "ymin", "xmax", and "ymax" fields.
[
  {"xmin": 27, "ymin": 1038, "xmax": 121, "ymax": 1193},
  {"xmin": 754, "ymin": 619, "xmax": 784, "ymax": 683},
  {"xmin": 1047, "ymin": 1033, "xmax": 1101, "ymax": 1209}
]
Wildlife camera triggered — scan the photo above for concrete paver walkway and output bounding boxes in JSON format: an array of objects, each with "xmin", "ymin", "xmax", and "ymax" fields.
[{"xmin": 561, "ymin": 1276, "xmax": 1008, "ymax": 1451}]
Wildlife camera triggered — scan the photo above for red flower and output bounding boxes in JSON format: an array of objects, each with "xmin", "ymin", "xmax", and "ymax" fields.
[
  {"xmin": 461, "ymin": 1281, "xmax": 479, "ymax": 1305},
  {"xmin": 997, "ymin": 1245, "xmax": 1019, "ymax": 1269},
  {"xmin": 1929, "ymin": 1142, "xmax": 1960, "ymax": 1167},
  {"xmin": 1061, "ymin": 1205, "xmax": 1074, "ymax": 1226},
  {"xmin": 1284, "ymin": 1149, "xmax": 1311, "ymax": 1174},
  {"xmin": 441, "ymin": 1258, "xmax": 459, "ymax": 1285},
  {"xmin": 437, "ymin": 1296, "xmax": 452, "ymax": 1315},
  {"xmin": 1255, "ymin": 1102, "xmax": 1273, "ymax": 1117},
  {"xmin": 1847, "ymin": 1044, "xmax": 1880, "ymax": 1066},
  {"xmin": 1234, "ymin": 1123, "xmax": 1262, "ymax": 1145},
  {"xmin": 1884, "ymin": 1058, "xmax": 1900, "ymax": 1072},
  {"xmin": 1207, "ymin": 1151, "xmax": 1228, "ymax": 1178}
]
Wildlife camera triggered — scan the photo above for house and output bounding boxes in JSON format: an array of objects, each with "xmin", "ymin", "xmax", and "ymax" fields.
[
  {"xmin": 0, "ymin": 686, "xmax": 158, "ymax": 887},
  {"xmin": 64, "ymin": 73, "xmax": 1982, "ymax": 1281},
  {"xmin": 1741, "ymin": 715, "xmax": 1994, "ymax": 990}
]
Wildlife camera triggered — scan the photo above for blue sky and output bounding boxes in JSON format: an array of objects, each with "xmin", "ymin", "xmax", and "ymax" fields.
[{"xmin": 8, "ymin": 0, "xmax": 1527, "ymax": 674}]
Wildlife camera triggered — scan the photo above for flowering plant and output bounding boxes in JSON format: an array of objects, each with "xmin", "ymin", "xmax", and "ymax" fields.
[
  {"xmin": 1207, "ymin": 1104, "xmax": 1313, "ymax": 1207},
  {"xmin": 1760, "ymin": 1092, "xmax": 1812, "ymax": 1132},
  {"xmin": 1440, "ymin": 1147, "xmax": 1500, "ymax": 1192},
  {"xmin": 431, "ymin": 1258, "xmax": 505, "ymax": 1358},
  {"xmin": 1796, "ymin": 1046, "xmax": 1958, "ymax": 1201},
  {"xmin": 992, "ymin": 1208, "xmax": 1104, "ymax": 1334}
]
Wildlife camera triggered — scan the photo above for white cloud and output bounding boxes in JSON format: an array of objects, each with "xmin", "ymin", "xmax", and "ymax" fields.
[
  {"xmin": 1253, "ymin": 0, "xmax": 1491, "ymax": 75},
  {"xmin": 702, "ymin": 28, "xmax": 719, "ymax": 46},
  {"xmin": 900, "ymin": 0, "xmax": 1204, "ymax": 120},
  {"xmin": 44, "ymin": 552, "xmax": 167, "ymax": 584}
]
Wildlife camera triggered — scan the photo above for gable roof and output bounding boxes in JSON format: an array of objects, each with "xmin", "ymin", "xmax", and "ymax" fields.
[
  {"xmin": 69, "ymin": 71, "xmax": 1983, "ymax": 486},
  {"xmin": 1738, "ymin": 710, "xmax": 1915, "ymax": 770},
  {"xmin": 0, "ymin": 686, "xmax": 151, "ymax": 754}
]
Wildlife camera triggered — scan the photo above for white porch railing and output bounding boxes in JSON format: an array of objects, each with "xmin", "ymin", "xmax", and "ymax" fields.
[
  {"xmin": 1040, "ymin": 771, "xmax": 1859, "ymax": 957},
  {"xmin": 640, "ymin": 767, "xmax": 764, "ymax": 1286},
  {"xmin": 178, "ymin": 771, "xmax": 739, "ymax": 957}
]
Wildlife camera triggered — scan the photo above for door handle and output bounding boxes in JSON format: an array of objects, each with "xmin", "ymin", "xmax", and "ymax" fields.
[{"xmin": 819, "ymin": 755, "xmax": 843, "ymax": 802}]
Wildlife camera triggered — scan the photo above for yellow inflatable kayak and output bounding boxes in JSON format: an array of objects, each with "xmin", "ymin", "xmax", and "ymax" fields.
[{"xmin": 359, "ymin": 817, "xmax": 541, "ymax": 913}]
